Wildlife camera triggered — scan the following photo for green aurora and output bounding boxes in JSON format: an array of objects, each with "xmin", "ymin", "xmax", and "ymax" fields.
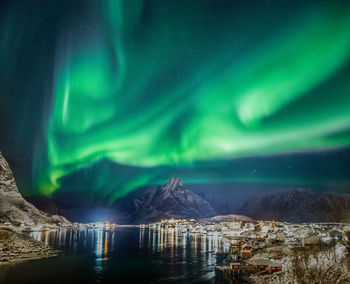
[{"xmin": 1, "ymin": 0, "xmax": 350, "ymax": 202}]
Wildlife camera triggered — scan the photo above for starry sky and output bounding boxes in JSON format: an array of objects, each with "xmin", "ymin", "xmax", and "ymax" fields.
[{"xmin": 0, "ymin": 0, "xmax": 350, "ymax": 204}]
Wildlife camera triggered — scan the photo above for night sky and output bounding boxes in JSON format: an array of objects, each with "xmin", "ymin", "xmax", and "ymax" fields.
[{"xmin": 1, "ymin": 0, "xmax": 350, "ymax": 204}]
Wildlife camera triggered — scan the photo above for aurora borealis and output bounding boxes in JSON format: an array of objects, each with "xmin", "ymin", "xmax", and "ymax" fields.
[{"xmin": 1, "ymin": 0, "xmax": 350, "ymax": 203}]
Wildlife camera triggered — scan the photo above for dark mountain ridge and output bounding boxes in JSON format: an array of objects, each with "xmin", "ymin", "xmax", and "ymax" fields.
[
  {"xmin": 240, "ymin": 188, "xmax": 350, "ymax": 223},
  {"xmin": 124, "ymin": 177, "xmax": 217, "ymax": 224}
]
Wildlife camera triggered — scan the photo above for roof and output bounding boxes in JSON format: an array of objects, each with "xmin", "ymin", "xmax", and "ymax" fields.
[
  {"xmin": 251, "ymin": 259, "xmax": 269, "ymax": 265},
  {"xmin": 304, "ymin": 234, "xmax": 320, "ymax": 240},
  {"xmin": 266, "ymin": 260, "xmax": 282, "ymax": 267},
  {"xmin": 242, "ymin": 245, "xmax": 253, "ymax": 250}
]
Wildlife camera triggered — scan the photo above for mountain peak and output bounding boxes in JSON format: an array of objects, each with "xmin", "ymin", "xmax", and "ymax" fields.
[
  {"xmin": 292, "ymin": 187, "xmax": 311, "ymax": 194},
  {"xmin": 164, "ymin": 176, "xmax": 183, "ymax": 191},
  {"xmin": 129, "ymin": 177, "xmax": 216, "ymax": 223}
]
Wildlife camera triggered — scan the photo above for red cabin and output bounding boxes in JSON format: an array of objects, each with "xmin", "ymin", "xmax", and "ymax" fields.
[
  {"xmin": 240, "ymin": 250, "xmax": 252, "ymax": 258},
  {"xmin": 231, "ymin": 263, "xmax": 241, "ymax": 271},
  {"xmin": 266, "ymin": 261, "xmax": 283, "ymax": 273},
  {"xmin": 240, "ymin": 244, "xmax": 253, "ymax": 258},
  {"xmin": 250, "ymin": 259, "xmax": 268, "ymax": 271},
  {"xmin": 242, "ymin": 245, "xmax": 253, "ymax": 251}
]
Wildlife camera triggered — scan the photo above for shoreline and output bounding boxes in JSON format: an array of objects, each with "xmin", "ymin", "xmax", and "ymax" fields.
[
  {"xmin": 0, "ymin": 228, "xmax": 61, "ymax": 266},
  {"xmin": 0, "ymin": 222, "xmax": 142, "ymax": 267}
]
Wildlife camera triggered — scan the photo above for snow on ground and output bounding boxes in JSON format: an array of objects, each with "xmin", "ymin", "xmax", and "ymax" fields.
[{"xmin": 249, "ymin": 243, "xmax": 349, "ymax": 284}]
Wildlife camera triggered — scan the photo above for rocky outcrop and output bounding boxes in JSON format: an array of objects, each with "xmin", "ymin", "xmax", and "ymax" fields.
[
  {"xmin": 129, "ymin": 177, "xmax": 217, "ymax": 223},
  {"xmin": 240, "ymin": 188, "xmax": 350, "ymax": 223},
  {"xmin": 0, "ymin": 151, "xmax": 69, "ymax": 225},
  {"xmin": 0, "ymin": 227, "xmax": 59, "ymax": 264},
  {"xmin": 200, "ymin": 214, "xmax": 255, "ymax": 223}
]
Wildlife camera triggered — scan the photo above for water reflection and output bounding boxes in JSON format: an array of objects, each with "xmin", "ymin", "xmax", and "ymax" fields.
[
  {"xmin": 27, "ymin": 227, "xmax": 226, "ymax": 283},
  {"xmin": 94, "ymin": 229, "xmax": 106, "ymax": 283}
]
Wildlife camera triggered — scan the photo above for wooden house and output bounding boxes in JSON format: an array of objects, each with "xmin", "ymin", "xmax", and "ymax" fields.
[
  {"xmin": 266, "ymin": 261, "xmax": 283, "ymax": 273},
  {"xmin": 302, "ymin": 234, "xmax": 320, "ymax": 246},
  {"xmin": 250, "ymin": 259, "xmax": 268, "ymax": 271},
  {"xmin": 240, "ymin": 247, "xmax": 253, "ymax": 258},
  {"xmin": 230, "ymin": 263, "xmax": 241, "ymax": 271}
]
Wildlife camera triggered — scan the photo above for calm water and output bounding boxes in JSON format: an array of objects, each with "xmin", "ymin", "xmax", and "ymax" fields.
[{"xmin": 0, "ymin": 227, "xmax": 228, "ymax": 283}]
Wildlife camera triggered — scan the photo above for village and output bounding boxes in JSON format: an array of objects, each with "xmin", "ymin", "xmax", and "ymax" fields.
[
  {"xmin": 150, "ymin": 218, "xmax": 350, "ymax": 283},
  {"xmin": 2, "ymin": 217, "xmax": 350, "ymax": 283}
]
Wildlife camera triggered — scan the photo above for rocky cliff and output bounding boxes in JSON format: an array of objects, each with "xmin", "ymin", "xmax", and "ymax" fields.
[
  {"xmin": 0, "ymin": 152, "xmax": 69, "ymax": 225},
  {"xmin": 128, "ymin": 177, "xmax": 217, "ymax": 223},
  {"xmin": 0, "ymin": 227, "xmax": 60, "ymax": 264}
]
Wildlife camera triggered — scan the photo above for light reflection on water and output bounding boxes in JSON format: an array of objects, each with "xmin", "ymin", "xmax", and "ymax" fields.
[{"xmin": 25, "ymin": 227, "xmax": 226, "ymax": 283}]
